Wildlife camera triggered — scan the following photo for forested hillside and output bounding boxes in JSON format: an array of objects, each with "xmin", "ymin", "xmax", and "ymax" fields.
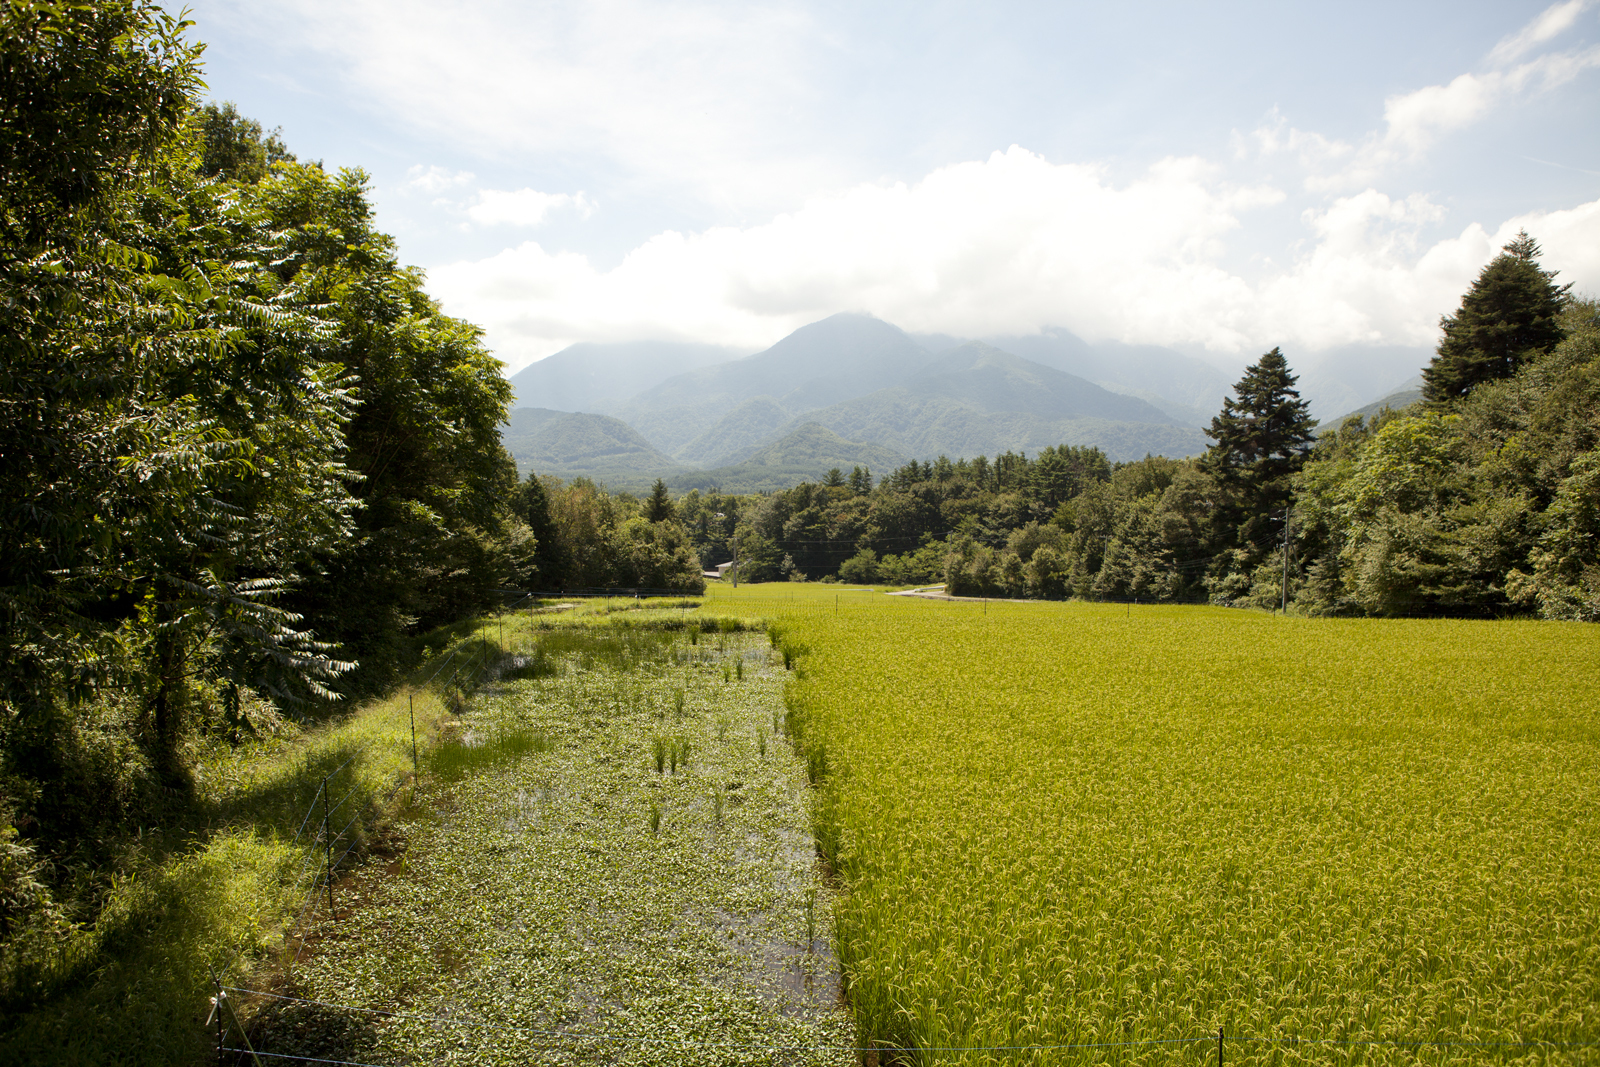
[{"xmin": 676, "ymin": 258, "xmax": 1597, "ymax": 618}]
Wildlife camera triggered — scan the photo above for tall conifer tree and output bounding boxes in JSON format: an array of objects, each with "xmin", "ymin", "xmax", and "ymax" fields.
[
  {"xmin": 1422, "ymin": 231, "xmax": 1569, "ymax": 402},
  {"xmin": 1204, "ymin": 347, "xmax": 1317, "ymax": 552}
]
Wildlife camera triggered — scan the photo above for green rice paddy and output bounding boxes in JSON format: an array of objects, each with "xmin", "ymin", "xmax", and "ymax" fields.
[{"xmin": 709, "ymin": 585, "xmax": 1600, "ymax": 1066}]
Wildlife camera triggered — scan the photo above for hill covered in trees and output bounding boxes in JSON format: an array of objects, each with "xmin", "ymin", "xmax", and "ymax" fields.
[
  {"xmin": 671, "ymin": 242, "xmax": 1596, "ymax": 619},
  {"xmin": 507, "ymin": 314, "xmax": 1215, "ymax": 486}
]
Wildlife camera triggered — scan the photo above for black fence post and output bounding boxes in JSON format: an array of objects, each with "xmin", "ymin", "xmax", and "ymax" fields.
[
  {"xmin": 323, "ymin": 776, "xmax": 334, "ymax": 913},
  {"xmin": 1218, "ymin": 1027, "xmax": 1224, "ymax": 1067},
  {"xmin": 410, "ymin": 694, "xmax": 418, "ymax": 774}
]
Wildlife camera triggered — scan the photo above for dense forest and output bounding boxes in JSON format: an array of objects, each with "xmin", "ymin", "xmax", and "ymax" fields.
[{"xmin": 1, "ymin": 0, "xmax": 1596, "ymax": 980}]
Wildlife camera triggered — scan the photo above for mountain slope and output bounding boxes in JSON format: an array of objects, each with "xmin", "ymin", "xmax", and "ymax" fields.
[
  {"xmin": 721, "ymin": 422, "xmax": 906, "ymax": 470},
  {"xmin": 911, "ymin": 342, "xmax": 1181, "ymax": 423},
  {"xmin": 507, "ymin": 340, "xmax": 744, "ymax": 412},
  {"xmin": 667, "ymin": 424, "xmax": 907, "ymax": 494},
  {"xmin": 609, "ymin": 313, "xmax": 932, "ymax": 419},
  {"xmin": 766, "ymin": 342, "xmax": 1206, "ymax": 461},
  {"xmin": 984, "ymin": 329, "xmax": 1235, "ymax": 424},
  {"xmin": 674, "ymin": 396, "xmax": 791, "ymax": 465},
  {"xmin": 786, "ymin": 391, "xmax": 1206, "ymax": 462},
  {"xmin": 502, "ymin": 409, "xmax": 684, "ymax": 483},
  {"xmin": 1324, "ymin": 375, "xmax": 1426, "ymax": 432}
]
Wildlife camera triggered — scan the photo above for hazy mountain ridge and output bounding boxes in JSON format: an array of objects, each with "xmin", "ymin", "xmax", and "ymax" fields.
[
  {"xmin": 1323, "ymin": 375, "xmax": 1426, "ymax": 432},
  {"xmin": 981, "ymin": 330, "xmax": 1236, "ymax": 422},
  {"xmin": 607, "ymin": 313, "xmax": 930, "ymax": 418},
  {"xmin": 506, "ymin": 340, "xmax": 747, "ymax": 412},
  {"xmin": 501, "ymin": 408, "xmax": 685, "ymax": 480},
  {"xmin": 666, "ymin": 423, "xmax": 906, "ymax": 494},
  {"xmin": 501, "ymin": 313, "xmax": 1425, "ymax": 485}
]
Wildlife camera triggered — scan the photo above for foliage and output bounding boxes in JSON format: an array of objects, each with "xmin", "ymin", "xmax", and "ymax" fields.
[
  {"xmin": 0, "ymin": 4, "xmax": 538, "ymax": 992},
  {"xmin": 1422, "ymin": 231, "xmax": 1570, "ymax": 402},
  {"xmin": 1296, "ymin": 299, "xmax": 1600, "ymax": 618},
  {"xmin": 0, "ymin": 611, "xmax": 522, "ymax": 1065},
  {"xmin": 258, "ymin": 160, "xmax": 519, "ymax": 684},
  {"xmin": 513, "ymin": 476, "xmax": 706, "ymax": 592},
  {"xmin": 1203, "ymin": 347, "xmax": 1317, "ymax": 581},
  {"xmin": 195, "ymin": 100, "xmax": 294, "ymax": 183}
]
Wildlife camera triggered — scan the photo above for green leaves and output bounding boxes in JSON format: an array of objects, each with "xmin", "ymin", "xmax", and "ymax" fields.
[{"xmin": 1423, "ymin": 231, "xmax": 1570, "ymax": 403}]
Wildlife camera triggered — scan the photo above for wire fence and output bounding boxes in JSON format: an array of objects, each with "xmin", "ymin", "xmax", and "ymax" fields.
[
  {"xmin": 210, "ymin": 981, "xmax": 1600, "ymax": 1067},
  {"xmin": 207, "ymin": 594, "xmax": 557, "ymax": 1059}
]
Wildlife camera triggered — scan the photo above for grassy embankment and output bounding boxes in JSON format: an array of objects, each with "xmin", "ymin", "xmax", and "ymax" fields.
[
  {"xmin": 0, "ymin": 605, "xmax": 595, "ymax": 1066},
  {"xmin": 711, "ymin": 583, "xmax": 1600, "ymax": 1066}
]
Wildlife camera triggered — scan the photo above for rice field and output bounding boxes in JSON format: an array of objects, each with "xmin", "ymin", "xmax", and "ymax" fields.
[{"xmin": 707, "ymin": 585, "xmax": 1600, "ymax": 1065}]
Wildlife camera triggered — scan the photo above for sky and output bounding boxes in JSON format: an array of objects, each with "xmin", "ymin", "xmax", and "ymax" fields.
[{"xmin": 189, "ymin": 0, "xmax": 1600, "ymax": 375}]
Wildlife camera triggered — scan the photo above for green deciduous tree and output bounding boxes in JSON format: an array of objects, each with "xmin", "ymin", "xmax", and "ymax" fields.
[
  {"xmin": 196, "ymin": 100, "xmax": 294, "ymax": 183},
  {"xmin": 1, "ymin": 4, "xmax": 363, "ymax": 806},
  {"xmin": 256, "ymin": 162, "xmax": 519, "ymax": 684},
  {"xmin": 1422, "ymin": 232, "xmax": 1570, "ymax": 403}
]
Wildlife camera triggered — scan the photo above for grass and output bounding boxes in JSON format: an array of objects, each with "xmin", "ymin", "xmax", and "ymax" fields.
[
  {"xmin": 233, "ymin": 618, "xmax": 855, "ymax": 1065},
  {"xmin": 0, "ymin": 610, "xmax": 558, "ymax": 1065},
  {"xmin": 708, "ymin": 583, "xmax": 1600, "ymax": 1066}
]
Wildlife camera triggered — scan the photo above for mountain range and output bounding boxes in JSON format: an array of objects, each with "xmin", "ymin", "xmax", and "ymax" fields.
[{"xmin": 499, "ymin": 313, "xmax": 1430, "ymax": 493}]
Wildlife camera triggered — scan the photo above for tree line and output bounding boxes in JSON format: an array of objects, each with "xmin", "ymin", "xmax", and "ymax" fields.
[
  {"xmin": 675, "ymin": 234, "xmax": 1596, "ymax": 621},
  {"xmin": 0, "ymin": 0, "xmax": 703, "ymax": 914}
]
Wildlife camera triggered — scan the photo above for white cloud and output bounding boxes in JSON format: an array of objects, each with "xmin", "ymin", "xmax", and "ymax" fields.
[
  {"xmin": 426, "ymin": 147, "xmax": 1600, "ymax": 372},
  {"xmin": 1489, "ymin": 0, "xmax": 1592, "ymax": 65},
  {"xmin": 428, "ymin": 148, "xmax": 1286, "ymax": 366},
  {"xmin": 406, "ymin": 164, "xmax": 475, "ymax": 193},
  {"xmin": 1381, "ymin": 46, "xmax": 1600, "ymax": 156},
  {"xmin": 1241, "ymin": 3, "xmax": 1600, "ymax": 192},
  {"xmin": 466, "ymin": 189, "xmax": 596, "ymax": 227},
  {"xmin": 229, "ymin": 0, "xmax": 835, "ymax": 215}
]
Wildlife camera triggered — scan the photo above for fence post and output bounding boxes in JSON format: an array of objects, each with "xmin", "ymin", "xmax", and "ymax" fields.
[
  {"xmin": 410, "ymin": 694, "xmax": 418, "ymax": 774},
  {"xmin": 323, "ymin": 775, "xmax": 334, "ymax": 913},
  {"xmin": 1218, "ymin": 1027, "xmax": 1223, "ymax": 1067},
  {"xmin": 214, "ymin": 981, "xmax": 224, "ymax": 1066}
]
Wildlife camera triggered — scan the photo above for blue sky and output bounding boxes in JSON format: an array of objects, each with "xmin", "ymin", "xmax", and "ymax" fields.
[{"xmin": 190, "ymin": 0, "xmax": 1600, "ymax": 373}]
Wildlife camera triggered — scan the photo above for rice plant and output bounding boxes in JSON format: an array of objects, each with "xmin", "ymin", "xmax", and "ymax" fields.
[{"xmin": 706, "ymin": 583, "xmax": 1600, "ymax": 1065}]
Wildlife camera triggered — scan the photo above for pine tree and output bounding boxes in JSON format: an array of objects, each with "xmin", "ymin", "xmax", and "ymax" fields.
[
  {"xmin": 645, "ymin": 478, "xmax": 676, "ymax": 523},
  {"xmin": 1422, "ymin": 231, "xmax": 1569, "ymax": 402},
  {"xmin": 1204, "ymin": 347, "xmax": 1317, "ymax": 552}
]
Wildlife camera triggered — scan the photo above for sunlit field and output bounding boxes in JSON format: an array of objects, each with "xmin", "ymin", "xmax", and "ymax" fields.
[{"xmin": 707, "ymin": 583, "xmax": 1600, "ymax": 1065}]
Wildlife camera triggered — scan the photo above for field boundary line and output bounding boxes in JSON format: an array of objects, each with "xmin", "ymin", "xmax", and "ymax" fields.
[{"xmin": 232, "ymin": 983, "xmax": 1599, "ymax": 1056}]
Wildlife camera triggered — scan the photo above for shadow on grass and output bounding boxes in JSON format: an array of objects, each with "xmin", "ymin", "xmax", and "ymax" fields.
[
  {"xmin": 0, "ymin": 604, "xmax": 743, "ymax": 1064},
  {"xmin": 232, "ymin": 996, "xmax": 388, "ymax": 1067}
]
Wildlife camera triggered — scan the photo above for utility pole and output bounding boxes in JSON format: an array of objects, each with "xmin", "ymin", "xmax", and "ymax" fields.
[
  {"xmin": 732, "ymin": 532, "xmax": 739, "ymax": 588},
  {"xmin": 1281, "ymin": 506, "xmax": 1292, "ymax": 614}
]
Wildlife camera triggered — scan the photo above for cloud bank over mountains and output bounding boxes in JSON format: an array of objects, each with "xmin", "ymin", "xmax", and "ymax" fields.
[
  {"xmin": 196, "ymin": 0, "xmax": 1600, "ymax": 373},
  {"xmin": 431, "ymin": 148, "xmax": 1599, "ymax": 370}
]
